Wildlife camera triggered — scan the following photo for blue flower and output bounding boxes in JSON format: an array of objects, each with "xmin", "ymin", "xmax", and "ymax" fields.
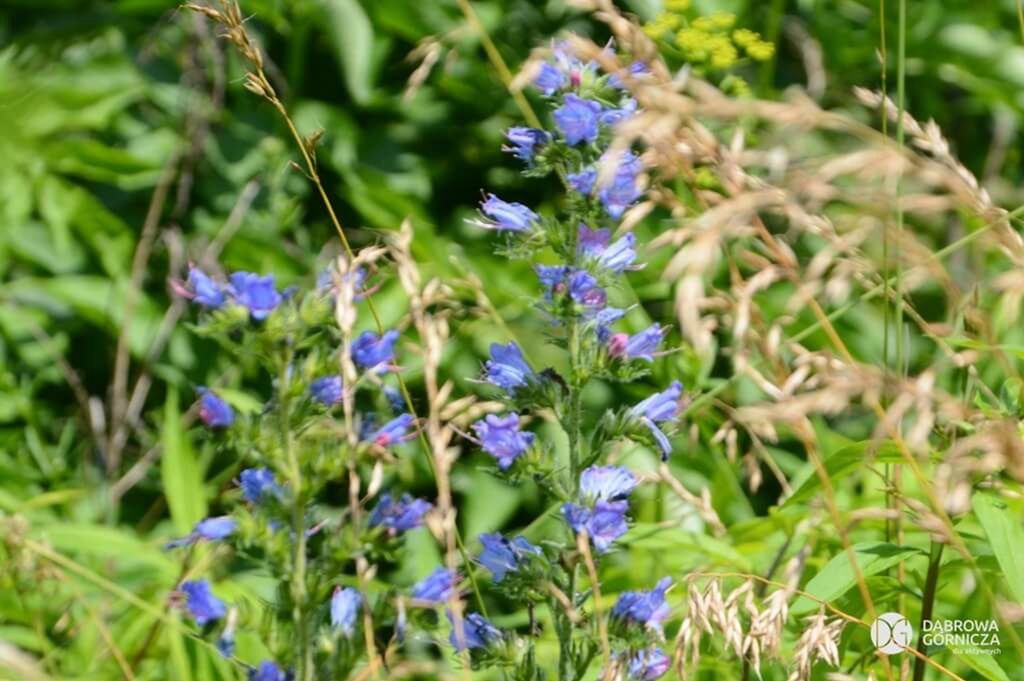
[
  {"xmin": 384, "ymin": 385, "xmax": 405, "ymax": 412},
  {"xmin": 535, "ymin": 264, "xmax": 570, "ymax": 300},
  {"xmin": 608, "ymin": 61, "xmax": 649, "ymax": 89},
  {"xmin": 562, "ymin": 500, "xmax": 630, "ymax": 553},
  {"xmin": 165, "ymin": 515, "xmax": 237, "ymax": 549},
  {"xmin": 554, "ymin": 94, "xmax": 602, "ymax": 145},
  {"xmin": 611, "ymin": 324, "xmax": 665, "ymax": 361},
  {"xmin": 473, "ymin": 413, "xmax": 535, "ymax": 470},
  {"xmin": 186, "ymin": 267, "xmax": 225, "ymax": 308},
  {"xmin": 215, "ymin": 610, "xmax": 236, "ymax": 658},
  {"xmin": 577, "ymin": 225, "xmax": 611, "ymax": 256},
  {"xmin": 627, "ymin": 648, "xmax": 671, "ymax": 680},
  {"xmin": 568, "ymin": 270, "xmax": 606, "ymax": 309},
  {"xmin": 310, "ymin": 375, "xmax": 343, "ymax": 406},
  {"xmin": 598, "ymin": 98, "xmax": 638, "ymax": 127},
  {"xmin": 181, "ymin": 579, "xmax": 226, "ymax": 626},
  {"xmin": 228, "ymin": 272, "xmax": 283, "ymax": 320},
  {"xmin": 448, "ymin": 610, "xmax": 502, "ymax": 651},
  {"xmin": 594, "ymin": 307, "xmax": 626, "ymax": 343},
  {"xmin": 477, "ymin": 532, "xmax": 542, "ymax": 582},
  {"xmin": 596, "ymin": 233, "xmax": 637, "ymax": 273},
  {"xmin": 484, "ymin": 342, "xmax": 534, "ymax": 393},
  {"xmin": 248, "ymin": 661, "xmax": 288, "ymax": 681},
  {"xmin": 369, "ymin": 493, "xmax": 432, "ymax": 533},
  {"xmin": 503, "ymin": 127, "xmax": 549, "ymax": 163},
  {"xmin": 479, "ymin": 194, "xmax": 540, "ymax": 232},
  {"xmin": 599, "ymin": 151, "xmax": 644, "ymax": 218},
  {"xmin": 568, "ymin": 167, "xmax": 597, "ymax": 195},
  {"xmin": 629, "ymin": 381, "xmax": 683, "ymax": 423},
  {"xmin": 534, "ymin": 62, "xmax": 567, "ymax": 95},
  {"xmin": 366, "ymin": 413, "xmax": 414, "ymax": 448},
  {"xmin": 197, "ymin": 388, "xmax": 234, "ymax": 428},
  {"xmin": 352, "ymin": 330, "xmax": 400, "ymax": 370},
  {"xmin": 612, "ymin": 577, "xmax": 672, "ymax": 630},
  {"xmin": 641, "ymin": 416, "xmax": 674, "ymax": 461},
  {"xmin": 411, "ymin": 567, "xmax": 456, "ymax": 604},
  {"xmin": 239, "ymin": 468, "xmax": 282, "ymax": 503},
  {"xmin": 580, "ymin": 465, "xmax": 636, "ymax": 503},
  {"xmin": 330, "ymin": 586, "xmax": 362, "ymax": 637}
]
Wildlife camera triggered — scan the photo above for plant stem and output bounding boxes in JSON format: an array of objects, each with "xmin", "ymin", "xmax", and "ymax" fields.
[
  {"xmin": 567, "ymin": 318, "xmax": 584, "ymax": 488},
  {"xmin": 913, "ymin": 540, "xmax": 943, "ymax": 681}
]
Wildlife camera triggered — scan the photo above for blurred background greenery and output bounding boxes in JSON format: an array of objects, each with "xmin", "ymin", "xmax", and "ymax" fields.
[{"xmin": 2, "ymin": 0, "xmax": 1024, "ymax": 679}]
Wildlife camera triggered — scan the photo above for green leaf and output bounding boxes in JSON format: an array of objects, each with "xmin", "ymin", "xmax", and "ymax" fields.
[
  {"xmin": 161, "ymin": 387, "xmax": 207, "ymax": 535},
  {"xmin": 781, "ymin": 441, "xmax": 904, "ymax": 509},
  {"xmin": 625, "ymin": 523, "xmax": 752, "ymax": 571},
  {"xmin": 791, "ymin": 542, "xmax": 921, "ymax": 615},
  {"xmin": 37, "ymin": 522, "xmax": 177, "ymax": 581},
  {"xmin": 321, "ymin": 0, "xmax": 375, "ymax": 104},
  {"xmin": 949, "ymin": 648, "xmax": 1011, "ymax": 681},
  {"xmin": 972, "ymin": 492, "xmax": 1024, "ymax": 604}
]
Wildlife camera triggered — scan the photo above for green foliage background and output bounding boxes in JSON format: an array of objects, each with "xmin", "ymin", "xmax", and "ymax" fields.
[{"xmin": 1, "ymin": 0, "xmax": 1024, "ymax": 679}]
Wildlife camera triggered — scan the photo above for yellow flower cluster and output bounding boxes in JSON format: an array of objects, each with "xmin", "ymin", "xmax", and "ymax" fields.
[{"xmin": 644, "ymin": 5, "xmax": 775, "ymax": 71}]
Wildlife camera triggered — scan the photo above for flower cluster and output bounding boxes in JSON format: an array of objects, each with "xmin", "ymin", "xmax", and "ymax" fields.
[
  {"xmin": 460, "ymin": 41, "xmax": 684, "ymax": 680},
  {"xmin": 168, "ymin": 260, "xmax": 439, "ymax": 679}
]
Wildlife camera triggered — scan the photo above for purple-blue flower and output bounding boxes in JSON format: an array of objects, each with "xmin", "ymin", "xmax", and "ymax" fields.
[
  {"xmin": 594, "ymin": 307, "xmax": 626, "ymax": 343},
  {"xmin": 411, "ymin": 567, "xmax": 456, "ymax": 604},
  {"xmin": 612, "ymin": 577, "xmax": 672, "ymax": 630},
  {"xmin": 596, "ymin": 233, "xmax": 637, "ymax": 273},
  {"xmin": 641, "ymin": 416, "xmax": 674, "ymax": 461},
  {"xmin": 580, "ymin": 465, "xmax": 636, "ymax": 503},
  {"xmin": 554, "ymin": 94, "xmax": 602, "ymax": 145},
  {"xmin": 568, "ymin": 167, "xmax": 597, "ymax": 195},
  {"xmin": 228, "ymin": 272, "xmax": 283, "ymax": 320},
  {"xmin": 609, "ymin": 61, "xmax": 649, "ymax": 89},
  {"xmin": 248, "ymin": 661, "xmax": 287, "ymax": 681},
  {"xmin": 366, "ymin": 413, "xmax": 414, "ymax": 448},
  {"xmin": 599, "ymin": 151, "xmax": 645, "ymax": 218},
  {"xmin": 472, "ymin": 413, "xmax": 535, "ymax": 470},
  {"xmin": 448, "ymin": 610, "xmax": 502, "ymax": 651},
  {"xmin": 369, "ymin": 493, "xmax": 432, "ymax": 534},
  {"xmin": 479, "ymin": 194, "xmax": 540, "ymax": 232},
  {"xmin": 627, "ymin": 648, "xmax": 671, "ymax": 680},
  {"xmin": 568, "ymin": 270, "xmax": 606, "ymax": 309},
  {"xmin": 562, "ymin": 500, "xmax": 630, "ymax": 553},
  {"xmin": 536, "ymin": 264, "xmax": 570, "ymax": 300},
  {"xmin": 577, "ymin": 225, "xmax": 611, "ymax": 256},
  {"xmin": 534, "ymin": 62, "xmax": 567, "ymax": 95},
  {"xmin": 310, "ymin": 375, "xmax": 343, "ymax": 406},
  {"xmin": 165, "ymin": 515, "xmax": 237, "ymax": 549},
  {"xmin": 630, "ymin": 381, "xmax": 683, "ymax": 423},
  {"xmin": 181, "ymin": 579, "xmax": 226, "ymax": 626},
  {"xmin": 477, "ymin": 532, "xmax": 542, "ymax": 582},
  {"xmin": 384, "ymin": 385, "xmax": 405, "ymax": 412},
  {"xmin": 352, "ymin": 330, "xmax": 400, "ymax": 370},
  {"xmin": 503, "ymin": 127, "xmax": 549, "ymax": 163},
  {"xmin": 484, "ymin": 342, "xmax": 534, "ymax": 393},
  {"xmin": 186, "ymin": 267, "xmax": 225, "ymax": 308},
  {"xmin": 599, "ymin": 98, "xmax": 638, "ymax": 127},
  {"xmin": 239, "ymin": 468, "xmax": 282, "ymax": 503},
  {"xmin": 330, "ymin": 586, "xmax": 362, "ymax": 637},
  {"xmin": 197, "ymin": 388, "xmax": 234, "ymax": 428},
  {"xmin": 611, "ymin": 324, "xmax": 665, "ymax": 361}
]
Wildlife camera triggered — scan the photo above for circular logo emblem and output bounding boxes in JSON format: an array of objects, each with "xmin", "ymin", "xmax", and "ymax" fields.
[{"xmin": 870, "ymin": 612, "xmax": 914, "ymax": 654}]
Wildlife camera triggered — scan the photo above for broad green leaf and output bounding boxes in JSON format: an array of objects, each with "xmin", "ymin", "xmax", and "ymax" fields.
[
  {"xmin": 791, "ymin": 543, "xmax": 921, "ymax": 614},
  {"xmin": 166, "ymin": 614, "xmax": 194, "ymax": 681},
  {"xmin": 972, "ymin": 492, "xmax": 1024, "ymax": 604},
  {"xmin": 321, "ymin": 0, "xmax": 375, "ymax": 104},
  {"xmin": 39, "ymin": 522, "xmax": 178, "ymax": 580},
  {"xmin": 782, "ymin": 440, "xmax": 903, "ymax": 509},
  {"xmin": 625, "ymin": 523, "xmax": 752, "ymax": 571},
  {"xmin": 162, "ymin": 387, "xmax": 207, "ymax": 535},
  {"xmin": 950, "ymin": 648, "xmax": 1011, "ymax": 681}
]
